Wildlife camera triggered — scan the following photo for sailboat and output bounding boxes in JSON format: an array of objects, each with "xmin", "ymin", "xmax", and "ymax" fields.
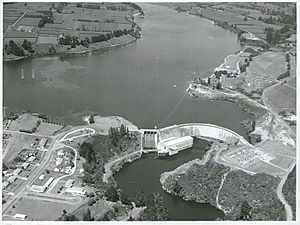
[
  {"xmin": 32, "ymin": 69, "xmax": 35, "ymax": 80},
  {"xmin": 21, "ymin": 68, "xmax": 25, "ymax": 80}
]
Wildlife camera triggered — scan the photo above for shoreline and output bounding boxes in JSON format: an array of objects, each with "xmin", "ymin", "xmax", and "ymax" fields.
[
  {"xmin": 159, "ymin": 6, "xmax": 296, "ymax": 221},
  {"xmin": 4, "ymin": 35, "xmax": 138, "ymax": 63}
]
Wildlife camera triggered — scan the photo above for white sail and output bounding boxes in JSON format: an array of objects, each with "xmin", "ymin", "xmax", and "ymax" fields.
[
  {"xmin": 32, "ymin": 69, "xmax": 35, "ymax": 80},
  {"xmin": 21, "ymin": 68, "xmax": 25, "ymax": 80}
]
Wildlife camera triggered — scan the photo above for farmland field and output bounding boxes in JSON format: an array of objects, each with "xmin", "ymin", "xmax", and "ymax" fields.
[
  {"xmin": 257, "ymin": 140, "xmax": 296, "ymax": 158},
  {"xmin": 36, "ymin": 35, "xmax": 58, "ymax": 45},
  {"xmin": 270, "ymin": 156, "xmax": 294, "ymax": 170},
  {"xmin": 247, "ymin": 160, "xmax": 286, "ymax": 176},
  {"xmin": 287, "ymin": 77, "xmax": 296, "ymax": 88},
  {"xmin": 5, "ymin": 30, "xmax": 38, "ymax": 38},
  {"xmin": 17, "ymin": 17, "xmax": 41, "ymax": 27},
  {"xmin": 247, "ymin": 51, "xmax": 287, "ymax": 78},
  {"xmin": 266, "ymin": 85, "xmax": 296, "ymax": 112}
]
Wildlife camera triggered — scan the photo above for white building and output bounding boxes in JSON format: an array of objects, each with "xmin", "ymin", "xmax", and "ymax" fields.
[
  {"xmin": 7, "ymin": 176, "xmax": 17, "ymax": 183},
  {"xmin": 57, "ymin": 149, "xmax": 64, "ymax": 156},
  {"xmin": 30, "ymin": 177, "xmax": 54, "ymax": 193},
  {"xmin": 37, "ymin": 138, "xmax": 48, "ymax": 149},
  {"xmin": 157, "ymin": 136, "xmax": 193, "ymax": 156},
  {"xmin": 13, "ymin": 214, "xmax": 27, "ymax": 220},
  {"xmin": 2, "ymin": 181, "xmax": 10, "ymax": 190},
  {"xmin": 27, "ymin": 156, "xmax": 36, "ymax": 162},
  {"xmin": 65, "ymin": 179, "xmax": 74, "ymax": 188},
  {"xmin": 66, "ymin": 187, "xmax": 87, "ymax": 196},
  {"xmin": 21, "ymin": 162, "xmax": 30, "ymax": 169},
  {"xmin": 13, "ymin": 168, "xmax": 22, "ymax": 176}
]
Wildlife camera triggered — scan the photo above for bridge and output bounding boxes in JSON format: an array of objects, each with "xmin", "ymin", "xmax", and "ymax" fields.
[{"xmin": 140, "ymin": 123, "xmax": 252, "ymax": 152}]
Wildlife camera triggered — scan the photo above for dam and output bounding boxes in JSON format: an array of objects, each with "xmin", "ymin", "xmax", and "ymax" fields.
[{"xmin": 140, "ymin": 123, "xmax": 252, "ymax": 156}]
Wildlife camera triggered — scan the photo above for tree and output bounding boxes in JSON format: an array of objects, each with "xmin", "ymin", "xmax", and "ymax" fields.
[
  {"xmin": 266, "ymin": 30, "xmax": 274, "ymax": 44},
  {"xmin": 216, "ymin": 82, "xmax": 222, "ymax": 90},
  {"xmin": 22, "ymin": 39, "xmax": 34, "ymax": 53},
  {"xmin": 38, "ymin": 15, "xmax": 54, "ymax": 27},
  {"xmin": 89, "ymin": 115, "xmax": 95, "ymax": 124},
  {"xmin": 251, "ymin": 118, "xmax": 256, "ymax": 131},
  {"xmin": 134, "ymin": 190, "xmax": 148, "ymax": 207},
  {"xmin": 286, "ymin": 53, "xmax": 290, "ymax": 62},
  {"xmin": 6, "ymin": 40, "xmax": 25, "ymax": 56},
  {"xmin": 239, "ymin": 200, "xmax": 252, "ymax": 220},
  {"xmin": 82, "ymin": 208, "xmax": 92, "ymax": 221},
  {"xmin": 105, "ymin": 186, "xmax": 119, "ymax": 202},
  {"xmin": 139, "ymin": 192, "xmax": 168, "ymax": 221},
  {"xmin": 128, "ymin": 215, "xmax": 134, "ymax": 221}
]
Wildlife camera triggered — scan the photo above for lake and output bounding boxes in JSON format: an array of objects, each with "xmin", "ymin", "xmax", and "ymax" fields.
[{"xmin": 3, "ymin": 3, "xmax": 249, "ymax": 220}]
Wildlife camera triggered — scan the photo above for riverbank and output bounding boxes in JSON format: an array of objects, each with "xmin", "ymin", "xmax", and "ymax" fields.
[
  {"xmin": 4, "ymin": 34, "xmax": 137, "ymax": 62},
  {"xmin": 158, "ymin": 5, "xmax": 296, "ymax": 220},
  {"xmin": 161, "ymin": 75, "xmax": 295, "ymax": 220},
  {"xmin": 160, "ymin": 136, "xmax": 287, "ymax": 220}
]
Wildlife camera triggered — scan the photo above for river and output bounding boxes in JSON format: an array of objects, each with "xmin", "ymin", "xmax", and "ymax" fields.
[{"xmin": 4, "ymin": 3, "xmax": 249, "ymax": 220}]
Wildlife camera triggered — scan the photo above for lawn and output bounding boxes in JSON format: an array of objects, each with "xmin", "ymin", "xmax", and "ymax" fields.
[
  {"xmin": 72, "ymin": 199, "xmax": 113, "ymax": 221},
  {"xmin": 8, "ymin": 113, "xmax": 40, "ymax": 132},
  {"xmin": 35, "ymin": 121, "xmax": 62, "ymax": 136},
  {"xmin": 219, "ymin": 55, "xmax": 241, "ymax": 71},
  {"xmin": 4, "ymin": 196, "xmax": 85, "ymax": 221},
  {"xmin": 3, "ymin": 133, "xmax": 37, "ymax": 163}
]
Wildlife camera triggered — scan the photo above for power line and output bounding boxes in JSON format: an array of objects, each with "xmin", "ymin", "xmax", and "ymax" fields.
[{"xmin": 158, "ymin": 92, "xmax": 186, "ymax": 127}]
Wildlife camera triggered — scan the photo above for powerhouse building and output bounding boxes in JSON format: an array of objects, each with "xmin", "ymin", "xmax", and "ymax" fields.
[{"xmin": 157, "ymin": 136, "xmax": 193, "ymax": 156}]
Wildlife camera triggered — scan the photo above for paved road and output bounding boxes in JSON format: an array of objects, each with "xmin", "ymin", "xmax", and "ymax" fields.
[
  {"xmin": 2, "ymin": 126, "xmax": 86, "ymax": 215},
  {"xmin": 103, "ymin": 150, "xmax": 141, "ymax": 183},
  {"xmin": 46, "ymin": 145, "xmax": 78, "ymax": 193},
  {"xmin": 2, "ymin": 138, "xmax": 56, "ymax": 215}
]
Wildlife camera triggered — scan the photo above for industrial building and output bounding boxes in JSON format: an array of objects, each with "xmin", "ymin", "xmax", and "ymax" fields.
[{"xmin": 157, "ymin": 136, "xmax": 193, "ymax": 156}]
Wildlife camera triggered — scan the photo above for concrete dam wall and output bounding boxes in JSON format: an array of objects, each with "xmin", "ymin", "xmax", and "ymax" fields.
[{"xmin": 159, "ymin": 123, "xmax": 251, "ymax": 146}]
